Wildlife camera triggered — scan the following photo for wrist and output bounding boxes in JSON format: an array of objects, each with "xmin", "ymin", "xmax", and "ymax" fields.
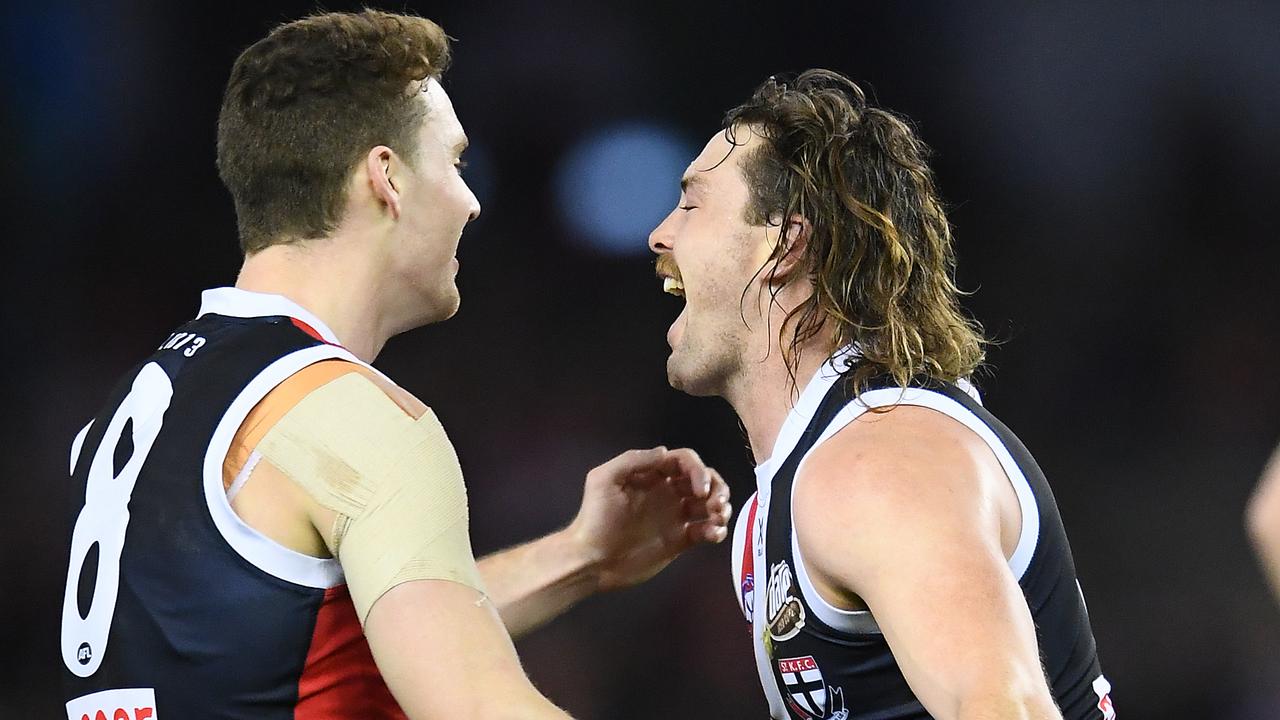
[{"xmin": 556, "ymin": 522, "xmax": 607, "ymax": 593}]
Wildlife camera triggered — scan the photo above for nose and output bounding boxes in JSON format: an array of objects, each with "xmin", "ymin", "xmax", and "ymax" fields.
[
  {"xmin": 648, "ymin": 210, "xmax": 675, "ymax": 256},
  {"xmin": 467, "ymin": 190, "xmax": 481, "ymax": 223}
]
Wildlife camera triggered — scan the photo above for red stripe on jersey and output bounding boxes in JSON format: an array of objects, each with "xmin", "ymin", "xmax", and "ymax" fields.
[
  {"xmin": 296, "ymin": 585, "xmax": 406, "ymax": 719},
  {"xmin": 289, "ymin": 317, "xmax": 327, "ymax": 343},
  {"xmin": 741, "ymin": 494, "xmax": 760, "ymax": 608}
]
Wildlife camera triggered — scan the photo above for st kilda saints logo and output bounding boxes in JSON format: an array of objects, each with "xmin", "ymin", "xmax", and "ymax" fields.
[
  {"xmin": 777, "ymin": 655, "xmax": 847, "ymax": 720},
  {"xmin": 766, "ymin": 560, "xmax": 806, "ymax": 641}
]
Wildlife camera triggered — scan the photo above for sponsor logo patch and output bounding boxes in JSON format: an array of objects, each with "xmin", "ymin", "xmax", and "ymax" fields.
[
  {"xmin": 65, "ymin": 688, "xmax": 157, "ymax": 720},
  {"xmin": 766, "ymin": 560, "xmax": 806, "ymax": 641},
  {"xmin": 1092, "ymin": 674, "xmax": 1116, "ymax": 720}
]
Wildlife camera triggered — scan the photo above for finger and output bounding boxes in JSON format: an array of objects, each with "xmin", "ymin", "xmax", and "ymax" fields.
[
  {"xmin": 657, "ymin": 448, "xmax": 711, "ymax": 498},
  {"xmin": 701, "ymin": 494, "xmax": 732, "ymax": 527},
  {"xmin": 597, "ymin": 446, "xmax": 668, "ymax": 486},
  {"xmin": 619, "ymin": 466, "xmax": 668, "ymax": 490},
  {"xmin": 718, "ymin": 498, "xmax": 734, "ymax": 526},
  {"xmin": 683, "ymin": 495, "xmax": 713, "ymax": 521},
  {"xmin": 685, "ymin": 519, "xmax": 730, "ymax": 545},
  {"xmin": 706, "ymin": 468, "xmax": 730, "ymax": 510},
  {"xmin": 691, "ymin": 468, "xmax": 730, "ymax": 518},
  {"xmin": 686, "ymin": 488, "xmax": 732, "ymax": 523}
]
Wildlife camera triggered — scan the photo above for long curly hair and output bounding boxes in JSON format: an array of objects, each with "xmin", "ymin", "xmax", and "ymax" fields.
[{"xmin": 724, "ymin": 69, "xmax": 986, "ymax": 392}]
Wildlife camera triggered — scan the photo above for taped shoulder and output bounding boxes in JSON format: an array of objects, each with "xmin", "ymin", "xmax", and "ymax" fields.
[{"xmin": 256, "ymin": 372, "xmax": 484, "ymax": 622}]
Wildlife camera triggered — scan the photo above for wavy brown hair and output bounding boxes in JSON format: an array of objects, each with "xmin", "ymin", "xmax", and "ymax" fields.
[
  {"xmin": 724, "ymin": 69, "xmax": 985, "ymax": 392},
  {"xmin": 217, "ymin": 10, "xmax": 450, "ymax": 253}
]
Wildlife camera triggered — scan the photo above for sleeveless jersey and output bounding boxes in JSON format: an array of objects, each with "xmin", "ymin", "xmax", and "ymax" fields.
[
  {"xmin": 730, "ymin": 348, "xmax": 1115, "ymax": 720},
  {"xmin": 59, "ymin": 288, "xmax": 406, "ymax": 720}
]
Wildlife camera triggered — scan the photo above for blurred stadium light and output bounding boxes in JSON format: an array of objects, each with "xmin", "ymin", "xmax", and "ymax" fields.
[{"xmin": 554, "ymin": 122, "xmax": 693, "ymax": 257}]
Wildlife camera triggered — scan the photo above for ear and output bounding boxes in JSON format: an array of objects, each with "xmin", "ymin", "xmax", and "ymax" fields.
[
  {"xmin": 365, "ymin": 145, "xmax": 402, "ymax": 220},
  {"xmin": 768, "ymin": 214, "xmax": 812, "ymax": 282}
]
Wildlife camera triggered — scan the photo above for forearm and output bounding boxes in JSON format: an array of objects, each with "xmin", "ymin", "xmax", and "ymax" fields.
[
  {"xmin": 473, "ymin": 687, "xmax": 576, "ymax": 720},
  {"xmin": 367, "ymin": 580, "xmax": 577, "ymax": 720},
  {"xmin": 952, "ymin": 684, "xmax": 1062, "ymax": 720},
  {"xmin": 477, "ymin": 528, "xmax": 601, "ymax": 639}
]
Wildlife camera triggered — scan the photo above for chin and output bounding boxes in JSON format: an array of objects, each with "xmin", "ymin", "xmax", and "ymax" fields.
[
  {"xmin": 441, "ymin": 293, "xmax": 461, "ymax": 320},
  {"xmin": 404, "ymin": 294, "xmax": 459, "ymax": 331},
  {"xmin": 666, "ymin": 351, "xmax": 722, "ymax": 398},
  {"xmin": 429, "ymin": 282, "xmax": 462, "ymax": 320}
]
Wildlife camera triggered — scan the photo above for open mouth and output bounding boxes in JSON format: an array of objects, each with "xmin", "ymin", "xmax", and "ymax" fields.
[
  {"xmin": 656, "ymin": 256, "xmax": 685, "ymax": 297},
  {"xmin": 655, "ymin": 256, "xmax": 688, "ymax": 348}
]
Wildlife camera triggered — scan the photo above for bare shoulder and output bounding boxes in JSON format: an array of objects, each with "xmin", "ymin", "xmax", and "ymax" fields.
[
  {"xmin": 798, "ymin": 404, "xmax": 1002, "ymax": 507},
  {"xmin": 793, "ymin": 403, "xmax": 1013, "ymax": 601},
  {"xmin": 792, "ymin": 404, "xmax": 1012, "ymax": 564}
]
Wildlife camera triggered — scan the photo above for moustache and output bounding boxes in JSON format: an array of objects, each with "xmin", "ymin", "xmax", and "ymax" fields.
[{"xmin": 654, "ymin": 254, "xmax": 682, "ymax": 282}]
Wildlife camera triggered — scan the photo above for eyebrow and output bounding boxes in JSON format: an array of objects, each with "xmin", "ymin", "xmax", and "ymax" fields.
[
  {"xmin": 452, "ymin": 136, "xmax": 469, "ymax": 155},
  {"xmin": 680, "ymin": 174, "xmax": 707, "ymax": 194}
]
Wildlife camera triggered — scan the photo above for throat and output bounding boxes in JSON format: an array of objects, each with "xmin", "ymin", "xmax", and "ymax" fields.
[{"xmin": 726, "ymin": 345, "xmax": 834, "ymax": 466}]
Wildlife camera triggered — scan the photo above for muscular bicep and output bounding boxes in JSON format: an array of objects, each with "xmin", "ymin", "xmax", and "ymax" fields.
[
  {"xmin": 366, "ymin": 580, "xmax": 571, "ymax": 719},
  {"xmin": 794, "ymin": 408, "xmax": 1053, "ymax": 719}
]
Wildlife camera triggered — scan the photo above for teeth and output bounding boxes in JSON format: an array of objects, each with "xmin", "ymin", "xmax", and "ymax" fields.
[{"xmin": 663, "ymin": 277, "xmax": 685, "ymax": 297}]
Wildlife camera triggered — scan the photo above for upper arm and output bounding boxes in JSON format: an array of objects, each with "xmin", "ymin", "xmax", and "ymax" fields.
[
  {"xmin": 223, "ymin": 360, "xmax": 434, "ymax": 560},
  {"xmin": 793, "ymin": 406, "xmax": 1054, "ymax": 719},
  {"xmin": 365, "ymin": 580, "xmax": 571, "ymax": 720},
  {"xmin": 1249, "ymin": 445, "xmax": 1280, "ymax": 546},
  {"xmin": 1248, "ymin": 444, "xmax": 1280, "ymax": 604}
]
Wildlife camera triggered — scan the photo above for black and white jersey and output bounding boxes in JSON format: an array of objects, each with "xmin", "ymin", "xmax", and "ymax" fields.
[
  {"xmin": 60, "ymin": 288, "xmax": 406, "ymax": 720},
  {"xmin": 730, "ymin": 347, "xmax": 1114, "ymax": 720}
]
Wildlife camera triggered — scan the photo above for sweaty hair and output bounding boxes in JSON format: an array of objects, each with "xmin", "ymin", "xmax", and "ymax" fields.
[
  {"xmin": 723, "ymin": 69, "xmax": 985, "ymax": 392},
  {"xmin": 216, "ymin": 10, "xmax": 450, "ymax": 254}
]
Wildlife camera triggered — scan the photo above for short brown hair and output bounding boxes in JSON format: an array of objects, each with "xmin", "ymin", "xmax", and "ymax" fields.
[
  {"xmin": 724, "ymin": 69, "xmax": 986, "ymax": 391},
  {"xmin": 216, "ymin": 10, "xmax": 450, "ymax": 254}
]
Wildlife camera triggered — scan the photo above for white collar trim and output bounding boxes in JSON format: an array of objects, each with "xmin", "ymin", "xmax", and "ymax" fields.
[
  {"xmin": 754, "ymin": 344, "xmax": 860, "ymax": 488},
  {"xmin": 198, "ymin": 287, "xmax": 343, "ymax": 345},
  {"xmin": 752, "ymin": 345, "xmax": 983, "ymax": 490}
]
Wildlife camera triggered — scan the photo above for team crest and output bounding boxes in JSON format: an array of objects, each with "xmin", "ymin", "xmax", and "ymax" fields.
[
  {"xmin": 741, "ymin": 573, "xmax": 755, "ymax": 620},
  {"xmin": 766, "ymin": 560, "xmax": 806, "ymax": 641},
  {"xmin": 777, "ymin": 655, "xmax": 847, "ymax": 720}
]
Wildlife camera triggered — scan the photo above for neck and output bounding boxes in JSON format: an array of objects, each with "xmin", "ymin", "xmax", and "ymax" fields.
[
  {"xmin": 724, "ymin": 331, "xmax": 834, "ymax": 465},
  {"xmin": 234, "ymin": 237, "xmax": 391, "ymax": 363}
]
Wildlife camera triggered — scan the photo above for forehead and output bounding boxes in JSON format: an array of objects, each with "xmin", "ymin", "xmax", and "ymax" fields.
[
  {"xmin": 419, "ymin": 78, "xmax": 465, "ymax": 145},
  {"xmin": 682, "ymin": 126, "xmax": 764, "ymax": 194}
]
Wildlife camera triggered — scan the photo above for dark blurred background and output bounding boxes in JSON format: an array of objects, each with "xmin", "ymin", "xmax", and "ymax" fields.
[{"xmin": 4, "ymin": 1, "xmax": 1279, "ymax": 717}]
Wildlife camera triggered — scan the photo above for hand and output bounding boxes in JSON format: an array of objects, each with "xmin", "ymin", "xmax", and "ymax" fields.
[{"xmin": 566, "ymin": 446, "xmax": 732, "ymax": 592}]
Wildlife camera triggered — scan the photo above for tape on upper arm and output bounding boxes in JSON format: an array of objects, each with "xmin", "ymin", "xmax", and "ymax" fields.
[{"xmin": 256, "ymin": 372, "xmax": 485, "ymax": 624}]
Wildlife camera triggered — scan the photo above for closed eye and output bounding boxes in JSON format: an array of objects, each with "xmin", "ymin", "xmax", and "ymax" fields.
[
  {"xmin": 454, "ymin": 160, "xmax": 468, "ymax": 174},
  {"xmin": 678, "ymin": 205, "xmax": 697, "ymax": 211}
]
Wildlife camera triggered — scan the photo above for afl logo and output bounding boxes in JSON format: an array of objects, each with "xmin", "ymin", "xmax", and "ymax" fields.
[
  {"xmin": 766, "ymin": 560, "xmax": 806, "ymax": 641},
  {"xmin": 76, "ymin": 642, "xmax": 93, "ymax": 665}
]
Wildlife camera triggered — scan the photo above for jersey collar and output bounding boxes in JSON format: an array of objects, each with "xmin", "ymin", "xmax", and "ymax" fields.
[
  {"xmin": 198, "ymin": 287, "xmax": 343, "ymax": 346},
  {"xmin": 753, "ymin": 344, "xmax": 860, "ymax": 492},
  {"xmin": 751, "ymin": 345, "xmax": 984, "ymax": 495}
]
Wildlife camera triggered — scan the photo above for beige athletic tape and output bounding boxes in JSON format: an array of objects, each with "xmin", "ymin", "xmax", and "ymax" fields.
[{"xmin": 257, "ymin": 372, "xmax": 485, "ymax": 623}]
